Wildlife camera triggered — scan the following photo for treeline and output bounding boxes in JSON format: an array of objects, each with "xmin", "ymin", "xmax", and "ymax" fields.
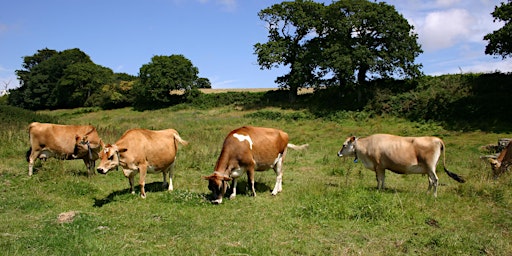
[
  {"xmin": 179, "ymin": 72, "xmax": 512, "ymax": 131},
  {"xmin": 7, "ymin": 48, "xmax": 211, "ymax": 111}
]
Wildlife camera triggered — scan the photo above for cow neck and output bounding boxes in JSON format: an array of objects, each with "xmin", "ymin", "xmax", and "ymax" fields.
[{"xmin": 214, "ymin": 171, "xmax": 230, "ymax": 178}]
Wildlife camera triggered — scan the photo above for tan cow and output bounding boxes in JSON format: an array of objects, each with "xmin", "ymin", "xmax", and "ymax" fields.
[
  {"xmin": 337, "ymin": 134, "xmax": 465, "ymax": 197},
  {"xmin": 26, "ymin": 122, "xmax": 102, "ymax": 176},
  {"xmin": 488, "ymin": 140, "xmax": 512, "ymax": 178},
  {"xmin": 203, "ymin": 126, "xmax": 308, "ymax": 204},
  {"xmin": 96, "ymin": 128, "xmax": 188, "ymax": 198}
]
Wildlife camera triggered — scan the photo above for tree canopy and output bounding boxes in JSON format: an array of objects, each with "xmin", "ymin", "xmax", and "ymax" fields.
[
  {"xmin": 134, "ymin": 54, "xmax": 199, "ymax": 108},
  {"xmin": 254, "ymin": 0, "xmax": 423, "ymax": 98},
  {"xmin": 10, "ymin": 48, "xmax": 114, "ymax": 110},
  {"xmin": 484, "ymin": 1, "xmax": 512, "ymax": 59}
]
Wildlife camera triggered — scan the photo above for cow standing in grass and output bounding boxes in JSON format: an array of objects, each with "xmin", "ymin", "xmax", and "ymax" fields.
[
  {"xmin": 26, "ymin": 122, "xmax": 102, "ymax": 176},
  {"xmin": 337, "ymin": 134, "xmax": 465, "ymax": 197},
  {"xmin": 96, "ymin": 128, "xmax": 188, "ymax": 198},
  {"xmin": 204, "ymin": 126, "xmax": 308, "ymax": 204}
]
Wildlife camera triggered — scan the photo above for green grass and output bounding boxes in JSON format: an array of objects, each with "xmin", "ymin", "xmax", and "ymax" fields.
[{"xmin": 0, "ymin": 106, "xmax": 511, "ymax": 255}]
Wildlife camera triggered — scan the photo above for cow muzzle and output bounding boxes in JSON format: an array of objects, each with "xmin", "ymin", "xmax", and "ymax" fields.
[
  {"xmin": 97, "ymin": 167, "xmax": 109, "ymax": 175},
  {"xmin": 211, "ymin": 198, "xmax": 223, "ymax": 204}
]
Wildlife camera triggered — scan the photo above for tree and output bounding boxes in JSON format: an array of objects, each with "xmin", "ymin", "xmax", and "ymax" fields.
[
  {"xmin": 135, "ymin": 54, "xmax": 199, "ymax": 108},
  {"xmin": 195, "ymin": 77, "xmax": 212, "ymax": 89},
  {"xmin": 254, "ymin": 0, "xmax": 423, "ymax": 98},
  {"xmin": 9, "ymin": 48, "xmax": 111, "ymax": 110},
  {"xmin": 324, "ymin": 0, "xmax": 422, "ymax": 85},
  {"xmin": 254, "ymin": 0, "xmax": 324, "ymax": 101},
  {"xmin": 56, "ymin": 63, "xmax": 114, "ymax": 108},
  {"xmin": 484, "ymin": 1, "xmax": 512, "ymax": 59}
]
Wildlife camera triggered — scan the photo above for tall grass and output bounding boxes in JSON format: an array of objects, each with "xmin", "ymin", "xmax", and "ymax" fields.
[{"xmin": 0, "ymin": 105, "xmax": 510, "ymax": 255}]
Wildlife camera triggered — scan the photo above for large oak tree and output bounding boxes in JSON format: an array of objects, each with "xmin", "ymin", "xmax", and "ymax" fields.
[{"xmin": 254, "ymin": 0, "xmax": 423, "ymax": 99}]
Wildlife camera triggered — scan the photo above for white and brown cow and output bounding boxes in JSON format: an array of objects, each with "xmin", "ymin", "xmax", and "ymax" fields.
[
  {"xmin": 26, "ymin": 122, "xmax": 102, "ymax": 176},
  {"xmin": 488, "ymin": 140, "xmax": 512, "ymax": 179},
  {"xmin": 96, "ymin": 128, "xmax": 188, "ymax": 198},
  {"xmin": 337, "ymin": 134, "xmax": 465, "ymax": 197},
  {"xmin": 203, "ymin": 126, "xmax": 308, "ymax": 204}
]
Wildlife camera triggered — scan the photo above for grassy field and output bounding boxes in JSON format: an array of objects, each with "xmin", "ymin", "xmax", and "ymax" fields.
[{"xmin": 0, "ymin": 105, "xmax": 511, "ymax": 255}]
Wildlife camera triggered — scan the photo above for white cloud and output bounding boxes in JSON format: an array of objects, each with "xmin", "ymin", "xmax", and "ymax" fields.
[{"xmin": 420, "ymin": 9, "xmax": 474, "ymax": 51}]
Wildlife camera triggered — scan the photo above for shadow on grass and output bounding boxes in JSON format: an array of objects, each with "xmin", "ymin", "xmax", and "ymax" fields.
[{"xmin": 93, "ymin": 181, "xmax": 167, "ymax": 207}]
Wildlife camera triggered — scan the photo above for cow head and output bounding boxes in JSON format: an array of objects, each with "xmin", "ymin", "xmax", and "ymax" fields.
[
  {"xmin": 73, "ymin": 134, "xmax": 91, "ymax": 159},
  {"xmin": 203, "ymin": 172, "xmax": 232, "ymax": 204},
  {"xmin": 73, "ymin": 131, "xmax": 102, "ymax": 160},
  {"xmin": 488, "ymin": 158, "xmax": 507, "ymax": 179},
  {"xmin": 97, "ymin": 144, "xmax": 126, "ymax": 174},
  {"xmin": 337, "ymin": 136, "xmax": 357, "ymax": 157}
]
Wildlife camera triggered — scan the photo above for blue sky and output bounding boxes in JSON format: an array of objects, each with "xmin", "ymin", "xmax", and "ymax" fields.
[{"xmin": 1, "ymin": 0, "xmax": 510, "ymax": 90}]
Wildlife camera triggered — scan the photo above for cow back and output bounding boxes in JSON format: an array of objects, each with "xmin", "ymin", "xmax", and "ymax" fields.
[
  {"xmin": 215, "ymin": 126, "xmax": 289, "ymax": 172},
  {"xmin": 29, "ymin": 122, "xmax": 100, "ymax": 155},
  {"xmin": 116, "ymin": 129, "xmax": 179, "ymax": 169}
]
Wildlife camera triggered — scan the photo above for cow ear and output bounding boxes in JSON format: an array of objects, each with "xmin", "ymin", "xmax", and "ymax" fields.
[
  {"xmin": 203, "ymin": 175, "xmax": 213, "ymax": 180},
  {"xmin": 350, "ymin": 136, "xmax": 357, "ymax": 142},
  {"xmin": 223, "ymin": 176, "xmax": 232, "ymax": 181}
]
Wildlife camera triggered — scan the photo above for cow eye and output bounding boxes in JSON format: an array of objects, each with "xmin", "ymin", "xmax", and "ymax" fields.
[{"xmin": 108, "ymin": 155, "xmax": 114, "ymax": 161}]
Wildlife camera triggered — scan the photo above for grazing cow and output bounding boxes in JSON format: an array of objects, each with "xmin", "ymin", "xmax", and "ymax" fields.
[
  {"xmin": 26, "ymin": 122, "xmax": 101, "ymax": 176},
  {"xmin": 96, "ymin": 128, "xmax": 188, "ymax": 198},
  {"xmin": 337, "ymin": 134, "xmax": 465, "ymax": 197},
  {"xmin": 488, "ymin": 140, "xmax": 512, "ymax": 179},
  {"xmin": 203, "ymin": 126, "xmax": 308, "ymax": 204}
]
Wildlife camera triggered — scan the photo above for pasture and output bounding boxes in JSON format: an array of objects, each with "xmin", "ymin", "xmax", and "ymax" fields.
[{"xmin": 0, "ymin": 105, "xmax": 511, "ymax": 255}]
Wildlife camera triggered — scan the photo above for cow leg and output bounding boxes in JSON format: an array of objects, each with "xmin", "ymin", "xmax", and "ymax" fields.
[
  {"xmin": 375, "ymin": 168, "xmax": 386, "ymax": 190},
  {"xmin": 139, "ymin": 165, "xmax": 148, "ymax": 199},
  {"xmin": 229, "ymin": 178, "xmax": 238, "ymax": 200},
  {"xmin": 28, "ymin": 149, "xmax": 41, "ymax": 176},
  {"xmin": 82, "ymin": 158, "xmax": 96, "ymax": 176},
  {"xmin": 127, "ymin": 172, "xmax": 136, "ymax": 195},
  {"xmin": 247, "ymin": 169, "xmax": 256, "ymax": 197},
  {"xmin": 428, "ymin": 171, "xmax": 439, "ymax": 197},
  {"xmin": 167, "ymin": 162, "xmax": 175, "ymax": 191},
  {"xmin": 271, "ymin": 153, "xmax": 284, "ymax": 196}
]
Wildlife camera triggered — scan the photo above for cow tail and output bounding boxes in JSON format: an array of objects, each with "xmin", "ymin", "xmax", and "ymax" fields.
[
  {"xmin": 287, "ymin": 143, "xmax": 308, "ymax": 150},
  {"xmin": 174, "ymin": 132, "xmax": 189, "ymax": 146},
  {"xmin": 440, "ymin": 141, "xmax": 465, "ymax": 183},
  {"xmin": 26, "ymin": 124, "xmax": 33, "ymax": 162}
]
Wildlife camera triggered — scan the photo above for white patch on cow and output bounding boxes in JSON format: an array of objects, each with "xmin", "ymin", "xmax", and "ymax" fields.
[
  {"xmin": 233, "ymin": 133, "xmax": 253, "ymax": 149},
  {"xmin": 231, "ymin": 167, "xmax": 244, "ymax": 178}
]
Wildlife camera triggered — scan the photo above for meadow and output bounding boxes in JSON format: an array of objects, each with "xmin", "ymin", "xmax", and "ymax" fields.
[{"xmin": 0, "ymin": 104, "xmax": 511, "ymax": 255}]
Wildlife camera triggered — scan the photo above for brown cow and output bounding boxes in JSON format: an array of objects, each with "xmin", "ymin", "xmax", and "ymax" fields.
[
  {"xmin": 337, "ymin": 134, "xmax": 465, "ymax": 197},
  {"xmin": 27, "ymin": 122, "xmax": 101, "ymax": 176},
  {"xmin": 203, "ymin": 126, "xmax": 308, "ymax": 204},
  {"xmin": 488, "ymin": 140, "xmax": 512, "ymax": 178},
  {"xmin": 96, "ymin": 128, "xmax": 188, "ymax": 198}
]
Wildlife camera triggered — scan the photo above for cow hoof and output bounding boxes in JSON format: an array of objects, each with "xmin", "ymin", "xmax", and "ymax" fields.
[{"xmin": 140, "ymin": 194, "xmax": 146, "ymax": 199}]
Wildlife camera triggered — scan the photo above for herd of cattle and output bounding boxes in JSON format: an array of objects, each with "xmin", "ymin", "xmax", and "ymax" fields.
[{"xmin": 26, "ymin": 122, "xmax": 508, "ymax": 203}]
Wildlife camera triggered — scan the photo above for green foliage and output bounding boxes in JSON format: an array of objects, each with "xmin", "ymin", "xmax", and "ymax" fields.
[
  {"xmin": 255, "ymin": 0, "xmax": 422, "ymax": 96},
  {"xmin": 484, "ymin": 1, "xmax": 512, "ymax": 59},
  {"xmin": 185, "ymin": 91, "xmax": 264, "ymax": 109},
  {"xmin": 0, "ymin": 105, "xmax": 57, "ymax": 127},
  {"xmin": 135, "ymin": 54, "xmax": 199, "ymax": 109},
  {"xmin": 9, "ymin": 48, "xmax": 114, "ymax": 110},
  {"xmin": 367, "ymin": 73, "xmax": 512, "ymax": 131}
]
